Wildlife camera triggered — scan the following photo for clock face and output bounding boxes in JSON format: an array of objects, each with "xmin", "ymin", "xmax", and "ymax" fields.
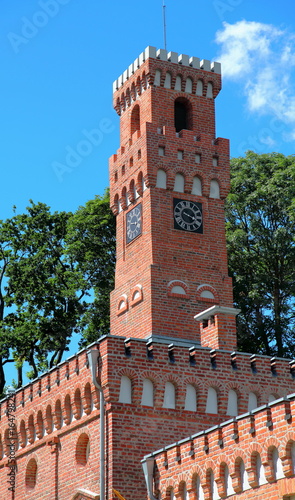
[
  {"xmin": 126, "ymin": 203, "xmax": 142, "ymax": 243},
  {"xmin": 173, "ymin": 198, "xmax": 203, "ymax": 233}
]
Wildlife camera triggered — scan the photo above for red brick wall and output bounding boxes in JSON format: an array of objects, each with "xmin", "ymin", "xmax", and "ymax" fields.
[
  {"xmin": 149, "ymin": 395, "xmax": 295, "ymax": 500},
  {"xmin": 1, "ymin": 336, "xmax": 294, "ymax": 499}
]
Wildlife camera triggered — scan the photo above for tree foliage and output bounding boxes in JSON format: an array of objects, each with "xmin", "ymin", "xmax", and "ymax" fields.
[
  {"xmin": 226, "ymin": 152, "xmax": 295, "ymax": 357},
  {"xmin": 0, "ymin": 190, "xmax": 115, "ymax": 394}
]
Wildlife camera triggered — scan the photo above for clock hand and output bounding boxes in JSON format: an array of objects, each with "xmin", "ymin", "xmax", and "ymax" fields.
[{"xmin": 183, "ymin": 211, "xmax": 195, "ymax": 220}]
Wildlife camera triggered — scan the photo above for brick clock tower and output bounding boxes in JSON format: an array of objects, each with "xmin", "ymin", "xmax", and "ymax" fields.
[{"xmin": 110, "ymin": 45, "xmax": 238, "ymax": 350}]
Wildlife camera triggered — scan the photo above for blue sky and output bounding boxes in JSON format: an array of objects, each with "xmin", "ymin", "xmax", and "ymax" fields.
[{"xmin": 1, "ymin": 0, "xmax": 295, "ymax": 385}]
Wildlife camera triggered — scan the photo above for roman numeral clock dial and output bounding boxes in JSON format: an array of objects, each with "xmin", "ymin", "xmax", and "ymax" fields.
[
  {"xmin": 126, "ymin": 203, "xmax": 142, "ymax": 243},
  {"xmin": 173, "ymin": 198, "xmax": 203, "ymax": 233}
]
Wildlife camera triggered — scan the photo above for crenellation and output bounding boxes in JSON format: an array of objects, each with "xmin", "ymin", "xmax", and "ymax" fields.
[{"xmin": 114, "ymin": 47, "xmax": 222, "ymax": 95}]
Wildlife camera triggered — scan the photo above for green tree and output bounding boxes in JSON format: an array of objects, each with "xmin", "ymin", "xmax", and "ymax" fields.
[
  {"xmin": 0, "ymin": 190, "xmax": 115, "ymax": 394},
  {"xmin": 226, "ymin": 151, "xmax": 295, "ymax": 357},
  {"xmin": 65, "ymin": 192, "xmax": 116, "ymax": 346}
]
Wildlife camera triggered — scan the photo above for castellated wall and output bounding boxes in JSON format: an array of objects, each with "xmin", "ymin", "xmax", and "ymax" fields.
[
  {"xmin": 1, "ymin": 334, "xmax": 294, "ymax": 499},
  {"xmin": 147, "ymin": 394, "xmax": 295, "ymax": 500},
  {"xmin": 0, "ymin": 347, "xmax": 101, "ymax": 500}
]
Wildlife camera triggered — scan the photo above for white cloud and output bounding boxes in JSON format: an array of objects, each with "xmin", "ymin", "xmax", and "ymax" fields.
[{"xmin": 215, "ymin": 20, "xmax": 295, "ymax": 139}]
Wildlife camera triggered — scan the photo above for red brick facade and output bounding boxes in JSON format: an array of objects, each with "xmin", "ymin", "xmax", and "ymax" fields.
[
  {"xmin": 0, "ymin": 46, "xmax": 294, "ymax": 500},
  {"xmin": 144, "ymin": 394, "xmax": 295, "ymax": 500},
  {"xmin": 109, "ymin": 46, "xmax": 234, "ymax": 345}
]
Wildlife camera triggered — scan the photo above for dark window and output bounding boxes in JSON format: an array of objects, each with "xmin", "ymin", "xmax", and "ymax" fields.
[
  {"xmin": 175, "ymin": 101, "xmax": 187, "ymax": 132},
  {"xmin": 131, "ymin": 104, "xmax": 140, "ymax": 135},
  {"xmin": 174, "ymin": 98, "xmax": 192, "ymax": 132}
]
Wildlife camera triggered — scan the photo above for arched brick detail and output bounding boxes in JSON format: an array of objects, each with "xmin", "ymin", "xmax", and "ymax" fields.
[
  {"xmin": 82, "ymin": 382, "xmax": 92, "ymax": 416},
  {"xmin": 135, "ymin": 171, "xmax": 143, "ymax": 196},
  {"xmin": 111, "ymin": 193, "xmax": 119, "ymax": 215},
  {"xmin": 120, "ymin": 186, "xmax": 128, "ymax": 210},
  {"xmin": 25, "ymin": 455, "xmax": 38, "ymax": 490},
  {"xmin": 167, "ymin": 280, "xmax": 190, "ymax": 299},
  {"xmin": 27, "ymin": 414, "xmax": 35, "ymax": 444},
  {"xmin": 73, "ymin": 387, "xmax": 82, "ymax": 420},
  {"xmin": 36, "ymin": 409, "xmax": 44, "ymax": 439},
  {"xmin": 216, "ymin": 460, "xmax": 229, "ymax": 499},
  {"xmin": 130, "ymin": 284, "xmax": 143, "ymax": 307},
  {"xmin": 141, "ymin": 71, "xmax": 148, "ymax": 90},
  {"xmin": 75, "ymin": 432, "xmax": 90, "ymax": 467},
  {"xmin": 115, "ymin": 97, "xmax": 121, "ymax": 116},
  {"xmin": 204, "ymin": 458, "xmax": 218, "ymax": 477},
  {"xmin": 188, "ymin": 466, "xmax": 206, "ymax": 490},
  {"xmin": 117, "ymin": 294, "xmax": 128, "ymax": 316},
  {"xmin": 280, "ymin": 434, "xmax": 295, "ymax": 477},
  {"xmin": 19, "ymin": 419, "xmax": 27, "ymax": 448},
  {"xmin": 92, "ymin": 387, "xmax": 100, "ymax": 410},
  {"xmin": 172, "ymin": 166, "xmax": 187, "ymax": 177},
  {"xmin": 53, "ymin": 399, "xmax": 62, "ymax": 430},
  {"xmin": 120, "ymin": 92, "xmax": 126, "ymax": 113},
  {"xmin": 45, "ymin": 403, "xmax": 53, "ymax": 435},
  {"xmin": 63, "ymin": 393, "xmax": 72, "ymax": 425},
  {"xmin": 196, "ymin": 284, "xmax": 219, "ymax": 304},
  {"xmin": 128, "ymin": 179, "xmax": 136, "ymax": 203},
  {"xmin": 135, "ymin": 76, "xmax": 141, "ymax": 96}
]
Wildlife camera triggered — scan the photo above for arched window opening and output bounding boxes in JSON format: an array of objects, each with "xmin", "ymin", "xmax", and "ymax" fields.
[
  {"xmin": 272, "ymin": 447, "xmax": 284, "ymax": 479},
  {"xmin": 239, "ymin": 459, "xmax": 250, "ymax": 490},
  {"xmin": 206, "ymin": 387, "xmax": 218, "ymax": 414},
  {"xmin": 156, "ymin": 169, "xmax": 167, "ymax": 189},
  {"xmin": 131, "ymin": 104, "xmax": 140, "ymax": 136},
  {"xmin": 164, "ymin": 72, "xmax": 172, "ymax": 89},
  {"xmin": 196, "ymin": 476, "xmax": 204, "ymax": 500},
  {"xmin": 207, "ymin": 82, "xmax": 213, "ymax": 98},
  {"xmin": 184, "ymin": 384, "xmax": 197, "ymax": 411},
  {"xmin": 224, "ymin": 464, "xmax": 234, "ymax": 496},
  {"xmin": 182, "ymin": 482, "xmax": 188, "ymax": 500},
  {"xmin": 255, "ymin": 453, "xmax": 267, "ymax": 485},
  {"xmin": 171, "ymin": 285, "xmax": 186, "ymax": 295},
  {"xmin": 185, "ymin": 78, "xmax": 193, "ymax": 93},
  {"xmin": 268, "ymin": 394, "xmax": 277, "ymax": 403},
  {"xmin": 174, "ymin": 98, "xmax": 192, "ymax": 132},
  {"xmin": 163, "ymin": 381, "xmax": 175, "ymax": 409},
  {"xmin": 248, "ymin": 392, "xmax": 258, "ymax": 412},
  {"xmin": 174, "ymin": 173, "xmax": 185, "ymax": 193},
  {"xmin": 209, "ymin": 470, "xmax": 219, "ymax": 500},
  {"xmin": 191, "ymin": 176, "xmax": 202, "ymax": 196},
  {"xmin": 200, "ymin": 290, "xmax": 215, "ymax": 299},
  {"xmin": 196, "ymin": 80, "xmax": 203, "ymax": 96},
  {"xmin": 209, "ymin": 180, "xmax": 220, "ymax": 199},
  {"xmin": 154, "ymin": 69, "xmax": 161, "ymax": 86},
  {"xmin": 175, "ymin": 75, "xmax": 182, "ymax": 91},
  {"xmin": 119, "ymin": 375, "xmax": 132, "ymax": 404},
  {"xmin": 227, "ymin": 389, "xmax": 238, "ymax": 416},
  {"xmin": 141, "ymin": 379, "xmax": 154, "ymax": 407}
]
